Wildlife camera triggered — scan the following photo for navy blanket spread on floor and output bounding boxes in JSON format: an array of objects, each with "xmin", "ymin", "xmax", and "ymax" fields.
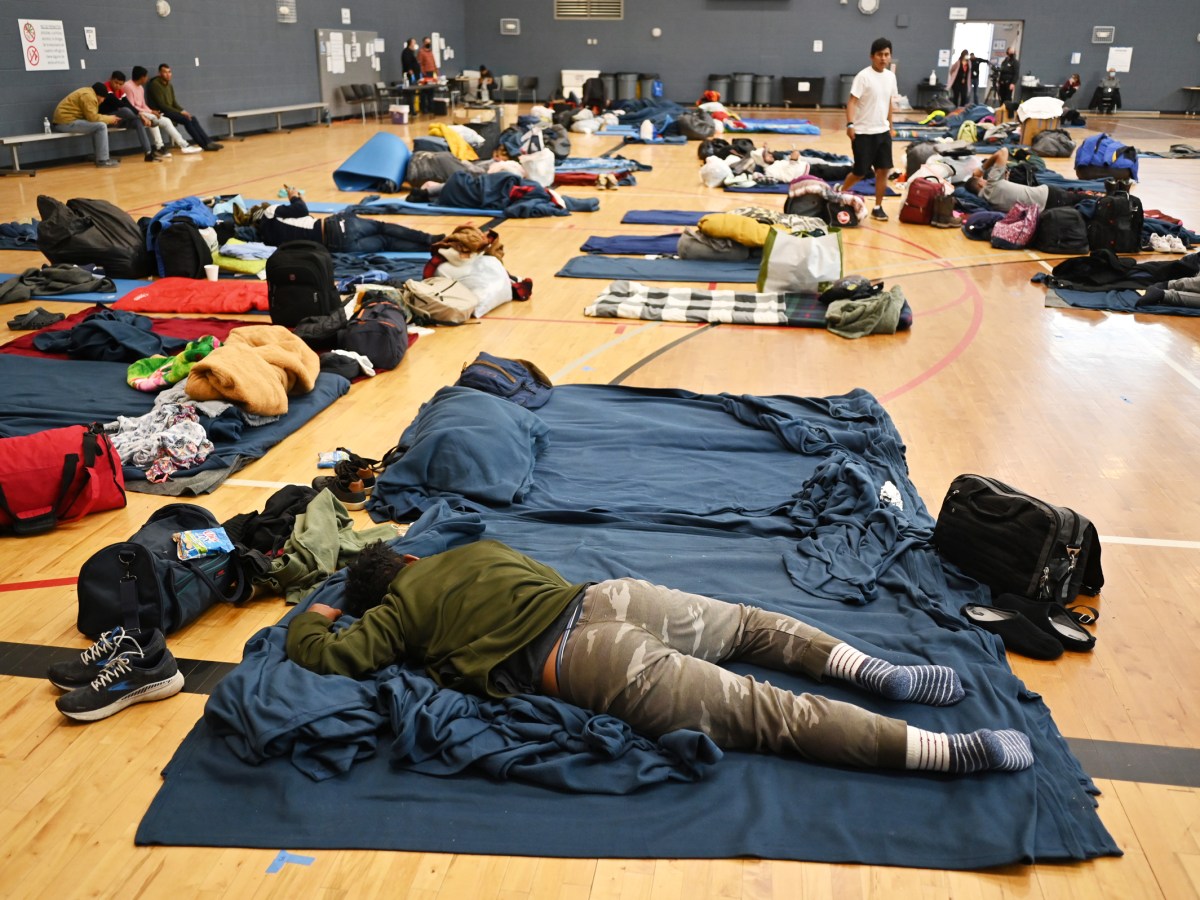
[
  {"xmin": 620, "ymin": 210, "xmax": 707, "ymax": 226},
  {"xmin": 0, "ymin": 354, "xmax": 349, "ymax": 494},
  {"xmin": 136, "ymin": 384, "xmax": 1119, "ymax": 868},
  {"xmin": 557, "ymin": 256, "xmax": 761, "ymax": 283},
  {"xmin": 580, "ymin": 234, "xmax": 682, "ymax": 255},
  {"xmin": 1046, "ymin": 287, "xmax": 1200, "ymax": 317}
]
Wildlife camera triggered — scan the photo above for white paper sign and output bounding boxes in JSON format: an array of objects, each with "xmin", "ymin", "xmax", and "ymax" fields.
[
  {"xmin": 341, "ymin": 8, "xmax": 351, "ymax": 25},
  {"xmin": 948, "ymin": 7, "xmax": 968, "ymax": 20},
  {"xmin": 19, "ymin": 19, "xmax": 70, "ymax": 71},
  {"xmin": 374, "ymin": 38, "xmax": 385, "ymax": 54},
  {"xmin": 812, "ymin": 40, "xmax": 823, "ymax": 53},
  {"xmin": 327, "ymin": 32, "xmax": 345, "ymax": 74},
  {"xmin": 938, "ymin": 49, "xmax": 951, "ymax": 66},
  {"xmin": 1106, "ymin": 47, "xmax": 1132, "ymax": 73},
  {"xmin": 84, "ymin": 26, "xmax": 97, "ymax": 50}
]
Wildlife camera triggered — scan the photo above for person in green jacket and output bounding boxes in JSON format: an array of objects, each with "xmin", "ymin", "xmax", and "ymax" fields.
[
  {"xmin": 287, "ymin": 540, "xmax": 1034, "ymax": 776},
  {"xmin": 145, "ymin": 63, "xmax": 222, "ymax": 151}
]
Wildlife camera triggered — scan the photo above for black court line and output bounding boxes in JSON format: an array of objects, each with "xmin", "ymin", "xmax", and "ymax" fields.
[
  {"xmin": 479, "ymin": 216, "xmax": 507, "ymax": 231},
  {"xmin": 601, "ymin": 140, "xmax": 629, "ymax": 159},
  {"xmin": 608, "ymin": 323, "xmax": 719, "ymax": 385},
  {"xmin": 5, "ymin": 639, "xmax": 1198, "ymax": 788}
]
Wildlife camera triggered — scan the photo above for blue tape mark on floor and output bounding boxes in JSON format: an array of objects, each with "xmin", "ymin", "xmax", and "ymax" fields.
[{"xmin": 266, "ymin": 849, "xmax": 315, "ymax": 873}]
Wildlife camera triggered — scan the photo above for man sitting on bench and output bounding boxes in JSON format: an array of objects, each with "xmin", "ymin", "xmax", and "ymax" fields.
[
  {"xmin": 50, "ymin": 83, "xmax": 123, "ymax": 168},
  {"xmin": 146, "ymin": 63, "xmax": 222, "ymax": 152}
]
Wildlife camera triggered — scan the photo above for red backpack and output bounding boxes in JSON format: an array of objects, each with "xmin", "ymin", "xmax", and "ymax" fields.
[{"xmin": 899, "ymin": 176, "xmax": 944, "ymax": 225}]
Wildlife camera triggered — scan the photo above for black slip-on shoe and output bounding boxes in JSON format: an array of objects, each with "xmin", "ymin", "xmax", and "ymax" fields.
[
  {"xmin": 993, "ymin": 593, "xmax": 1097, "ymax": 652},
  {"xmin": 963, "ymin": 604, "xmax": 1064, "ymax": 660}
]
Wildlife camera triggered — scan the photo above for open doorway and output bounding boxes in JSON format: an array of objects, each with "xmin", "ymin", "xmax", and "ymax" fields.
[{"xmin": 952, "ymin": 19, "xmax": 1022, "ymax": 105}]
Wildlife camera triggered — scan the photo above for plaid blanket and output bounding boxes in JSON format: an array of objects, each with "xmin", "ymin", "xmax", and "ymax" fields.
[{"xmin": 584, "ymin": 280, "xmax": 827, "ymax": 327}]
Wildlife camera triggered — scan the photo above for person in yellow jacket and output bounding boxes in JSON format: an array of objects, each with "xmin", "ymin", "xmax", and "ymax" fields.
[{"xmin": 51, "ymin": 83, "xmax": 121, "ymax": 168}]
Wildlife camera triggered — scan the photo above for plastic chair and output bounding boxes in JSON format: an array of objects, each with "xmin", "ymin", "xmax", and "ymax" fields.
[
  {"xmin": 355, "ymin": 84, "xmax": 385, "ymax": 119},
  {"xmin": 517, "ymin": 76, "xmax": 539, "ymax": 105},
  {"xmin": 498, "ymin": 74, "xmax": 519, "ymax": 102},
  {"xmin": 340, "ymin": 84, "xmax": 373, "ymax": 123}
]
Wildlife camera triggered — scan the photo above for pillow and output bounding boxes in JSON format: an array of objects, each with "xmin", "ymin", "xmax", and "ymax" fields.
[
  {"xmin": 698, "ymin": 213, "xmax": 772, "ymax": 247},
  {"xmin": 371, "ymin": 386, "xmax": 549, "ymax": 519}
]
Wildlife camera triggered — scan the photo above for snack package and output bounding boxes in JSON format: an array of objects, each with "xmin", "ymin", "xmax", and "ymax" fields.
[
  {"xmin": 317, "ymin": 450, "xmax": 350, "ymax": 469},
  {"xmin": 175, "ymin": 527, "xmax": 235, "ymax": 561}
]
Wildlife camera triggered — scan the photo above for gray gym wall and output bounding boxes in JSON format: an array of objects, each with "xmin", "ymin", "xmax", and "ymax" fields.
[
  {"xmin": 462, "ymin": 0, "xmax": 1198, "ymax": 114},
  {"xmin": 4, "ymin": 0, "xmax": 463, "ymax": 167}
]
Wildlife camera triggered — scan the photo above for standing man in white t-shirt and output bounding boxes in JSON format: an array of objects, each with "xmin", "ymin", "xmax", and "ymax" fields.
[{"xmin": 841, "ymin": 38, "xmax": 898, "ymax": 222}]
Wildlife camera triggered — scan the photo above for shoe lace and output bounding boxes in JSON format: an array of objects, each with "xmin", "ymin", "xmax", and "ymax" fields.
[
  {"xmin": 80, "ymin": 628, "xmax": 130, "ymax": 664},
  {"xmin": 90, "ymin": 654, "xmax": 134, "ymax": 690}
]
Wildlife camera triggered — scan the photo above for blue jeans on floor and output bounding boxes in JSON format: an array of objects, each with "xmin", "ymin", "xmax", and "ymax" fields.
[
  {"xmin": 324, "ymin": 213, "xmax": 434, "ymax": 253},
  {"xmin": 53, "ymin": 120, "xmax": 110, "ymax": 162}
]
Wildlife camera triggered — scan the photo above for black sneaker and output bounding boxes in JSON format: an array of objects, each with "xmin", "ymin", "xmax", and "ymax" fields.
[
  {"xmin": 55, "ymin": 644, "xmax": 184, "ymax": 722},
  {"xmin": 871, "ymin": 206, "xmax": 889, "ymax": 222},
  {"xmin": 47, "ymin": 627, "xmax": 164, "ymax": 691},
  {"xmin": 312, "ymin": 460, "xmax": 368, "ymax": 510},
  {"xmin": 144, "ymin": 150, "xmax": 163, "ymax": 163},
  {"xmin": 336, "ymin": 447, "xmax": 381, "ymax": 494},
  {"xmin": 203, "ymin": 142, "xmax": 224, "ymax": 152}
]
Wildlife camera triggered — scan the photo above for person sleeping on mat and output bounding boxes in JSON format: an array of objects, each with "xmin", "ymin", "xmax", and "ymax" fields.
[
  {"xmin": 287, "ymin": 539, "xmax": 1034, "ymax": 775},
  {"xmin": 252, "ymin": 185, "xmax": 440, "ymax": 253}
]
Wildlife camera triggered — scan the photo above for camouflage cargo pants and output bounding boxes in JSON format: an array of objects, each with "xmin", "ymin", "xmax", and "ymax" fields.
[{"xmin": 557, "ymin": 579, "xmax": 908, "ymax": 768}]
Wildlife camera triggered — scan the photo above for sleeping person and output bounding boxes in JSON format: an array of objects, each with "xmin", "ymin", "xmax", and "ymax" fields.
[
  {"xmin": 287, "ymin": 539, "xmax": 1034, "ymax": 776},
  {"xmin": 253, "ymin": 185, "xmax": 438, "ymax": 252}
]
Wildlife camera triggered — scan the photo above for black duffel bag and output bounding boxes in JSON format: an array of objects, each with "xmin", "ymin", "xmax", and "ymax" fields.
[
  {"xmin": 76, "ymin": 503, "xmax": 255, "ymax": 637},
  {"xmin": 932, "ymin": 474, "xmax": 1104, "ymax": 605}
]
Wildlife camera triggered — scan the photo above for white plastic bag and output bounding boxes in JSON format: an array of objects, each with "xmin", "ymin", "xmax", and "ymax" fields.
[
  {"xmin": 519, "ymin": 148, "xmax": 555, "ymax": 187},
  {"xmin": 699, "ymin": 155, "xmax": 732, "ymax": 188},
  {"xmin": 756, "ymin": 229, "xmax": 843, "ymax": 293}
]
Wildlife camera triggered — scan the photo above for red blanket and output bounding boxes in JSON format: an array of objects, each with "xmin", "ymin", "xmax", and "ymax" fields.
[{"xmin": 113, "ymin": 278, "xmax": 270, "ymax": 313}]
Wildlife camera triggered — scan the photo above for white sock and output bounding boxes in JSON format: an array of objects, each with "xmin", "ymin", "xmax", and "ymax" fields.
[
  {"xmin": 824, "ymin": 643, "xmax": 965, "ymax": 706},
  {"xmin": 905, "ymin": 726, "xmax": 1034, "ymax": 774}
]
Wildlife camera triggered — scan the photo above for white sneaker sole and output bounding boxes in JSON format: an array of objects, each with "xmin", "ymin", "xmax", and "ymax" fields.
[{"xmin": 59, "ymin": 671, "xmax": 185, "ymax": 722}]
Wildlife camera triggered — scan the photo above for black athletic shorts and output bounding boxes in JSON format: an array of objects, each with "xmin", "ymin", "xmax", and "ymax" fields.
[{"xmin": 850, "ymin": 131, "xmax": 893, "ymax": 177}]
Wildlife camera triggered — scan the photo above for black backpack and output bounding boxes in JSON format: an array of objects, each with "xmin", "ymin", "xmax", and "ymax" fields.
[
  {"xmin": 339, "ymin": 295, "xmax": 409, "ymax": 370},
  {"xmin": 75, "ymin": 503, "xmax": 254, "ymax": 637},
  {"xmin": 156, "ymin": 220, "xmax": 213, "ymax": 278},
  {"xmin": 1034, "ymin": 207, "xmax": 1090, "ymax": 254},
  {"xmin": 1006, "ymin": 161, "xmax": 1043, "ymax": 186},
  {"xmin": 35, "ymin": 195, "xmax": 152, "ymax": 279},
  {"xmin": 266, "ymin": 240, "xmax": 342, "ymax": 327},
  {"xmin": 1087, "ymin": 190, "xmax": 1144, "ymax": 253}
]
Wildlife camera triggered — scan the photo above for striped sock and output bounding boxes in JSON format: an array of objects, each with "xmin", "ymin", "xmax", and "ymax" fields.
[
  {"xmin": 824, "ymin": 643, "xmax": 965, "ymax": 706},
  {"xmin": 905, "ymin": 727, "xmax": 1034, "ymax": 774}
]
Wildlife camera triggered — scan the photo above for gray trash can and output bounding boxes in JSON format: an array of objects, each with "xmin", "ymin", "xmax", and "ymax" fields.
[
  {"xmin": 752, "ymin": 75, "xmax": 773, "ymax": 106},
  {"xmin": 640, "ymin": 73, "xmax": 662, "ymax": 100},
  {"xmin": 731, "ymin": 72, "xmax": 754, "ymax": 106},
  {"xmin": 839, "ymin": 73, "xmax": 856, "ymax": 106},
  {"xmin": 600, "ymin": 73, "xmax": 616, "ymax": 102},
  {"xmin": 707, "ymin": 74, "xmax": 731, "ymax": 101},
  {"xmin": 615, "ymin": 72, "xmax": 638, "ymax": 101}
]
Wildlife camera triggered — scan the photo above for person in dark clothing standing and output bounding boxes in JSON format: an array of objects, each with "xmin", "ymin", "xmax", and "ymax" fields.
[
  {"xmin": 254, "ymin": 185, "xmax": 438, "ymax": 253},
  {"xmin": 996, "ymin": 47, "xmax": 1019, "ymax": 104},
  {"xmin": 145, "ymin": 63, "xmax": 222, "ymax": 151},
  {"xmin": 400, "ymin": 39, "xmax": 420, "ymax": 85},
  {"xmin": 947, "ymin": 51, "xmax": 973, "ymax": 108},
  {"xmin": 969, "ymin": 54, "xmax": 986, "ymax": 104}
]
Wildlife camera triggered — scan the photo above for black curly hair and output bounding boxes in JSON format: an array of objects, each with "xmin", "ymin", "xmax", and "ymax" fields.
[{"xmin": 343, "ymin": 541, "xmax": 407, "ymax": 617}]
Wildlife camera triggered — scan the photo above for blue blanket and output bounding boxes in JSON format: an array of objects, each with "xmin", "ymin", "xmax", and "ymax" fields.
[
  {"xmin": 726, "ymin": 118, "xmax": 821, "ymax": 135},
  {"xmin": 621, "ymin": 210, "xmax": 707, "ymax": 226},
  {"xmin": 580, "ymin": 234, "xmax": 682, "ymax": 255},
  {"xmin": 0, "ymin": 354, "xmax": 349, "ymax": 493},
  {"xmin": 0, "ymin": 275, "xmax": 152, "ymax": 303},
  {"xmin": 136, "ymin": 384, "xmax": 1118, "ymax": 866},
  {"xmin": 557, "ymin": 255, "xmax": 761, "ymax": 282},
  {"xmin": 725, "ymin": 177, "xmax": 899, "ymax": 197},
  {"xmin": 1046, "ymin": 287, "xmax": 1200, "ymax": 317}
]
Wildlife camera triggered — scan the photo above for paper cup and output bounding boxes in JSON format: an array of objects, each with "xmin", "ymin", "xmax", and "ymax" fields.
[{"xmin": 204, "ymin": 264, "xmax": 219, "ymax": 282}]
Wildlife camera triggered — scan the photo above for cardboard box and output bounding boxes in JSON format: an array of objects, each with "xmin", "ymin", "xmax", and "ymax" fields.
[{"xmin": 1020, "ymin": 116, "xmax": 1060, "ymax": 145}]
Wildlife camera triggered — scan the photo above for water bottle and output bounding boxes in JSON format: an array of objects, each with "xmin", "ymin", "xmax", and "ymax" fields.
[
  {"xmin": 43, "ymin": 117, "xmax": 52, "ymax": 134},
  {"xmin": 929, "ymin": 70, "xmax": 937, "ymax": 86}
]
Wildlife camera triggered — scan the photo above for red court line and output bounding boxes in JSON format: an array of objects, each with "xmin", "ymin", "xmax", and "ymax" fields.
[{"xmin": 0, "ymin": 577, "xmax": 77, "ymax": 593}]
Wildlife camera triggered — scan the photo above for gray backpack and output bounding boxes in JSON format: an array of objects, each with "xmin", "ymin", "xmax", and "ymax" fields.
[{"xmin": 1032, "ymin": 129, "xmax": 1076, "ymax": 158}]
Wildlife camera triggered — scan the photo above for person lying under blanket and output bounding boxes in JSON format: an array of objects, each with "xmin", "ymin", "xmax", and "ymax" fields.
[
  {"xmin": 253, "ymin": 185, "xmax": 439, "ymax": 252},
  {"xmin": 406, "ymin": 170, "xmax": 599, "ymax": 217},
  {"xmin": 287, "ymin": 539, "xmax": 1034, "ymax": 775}
]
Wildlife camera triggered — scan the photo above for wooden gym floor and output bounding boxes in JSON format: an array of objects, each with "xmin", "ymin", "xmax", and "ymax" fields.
[{"xmin": 1, "ymin": 104, "xmax": 1199, "ymax": 899}]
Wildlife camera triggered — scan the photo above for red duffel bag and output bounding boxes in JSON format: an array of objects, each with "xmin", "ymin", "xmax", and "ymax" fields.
[{"xmin": 0, "ymin": 424, "xmax": 126, "ymax": 536}]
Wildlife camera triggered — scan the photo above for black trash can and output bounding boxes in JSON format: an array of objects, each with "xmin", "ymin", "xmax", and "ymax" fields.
[
  {"xmin": 731, "ymin": 72, "xmax": 754, "ymax": 106},
  {"xmin": 752, "ymin": 75, "xmax": 773, "ymax": 106},
  {"xmin": 600, "ymin": 73, "xmax": 616, "ymax": 102},
  {"xmin": 707, "ymin": 74, "xmax": 731, "ymax": 101},
  {"xmin": 615, "ymin": 72, "xmax": 638, "ymax": 101},
  {"xmin": 839, "ymin": 73, "xmax": 857, "ymax": 106}
]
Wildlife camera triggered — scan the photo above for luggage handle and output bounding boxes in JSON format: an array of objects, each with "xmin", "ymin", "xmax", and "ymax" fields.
[{"xmin": 0, "ymin": 451, "xmax": 81, "ymax": 536}]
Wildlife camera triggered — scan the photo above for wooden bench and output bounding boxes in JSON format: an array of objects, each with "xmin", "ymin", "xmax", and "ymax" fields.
[
  {"xmin": 0, "ymin": 129, "xmax": 127, "ymax": 177},
  {"xmin": 212, "ymin": 102, "xmax": 329, "ymax": 140}
]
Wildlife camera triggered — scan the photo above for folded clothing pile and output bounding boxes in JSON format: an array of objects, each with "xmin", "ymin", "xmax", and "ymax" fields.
[{"xmin": 185, "ymin": 325, "xmax": 319, "ymax": 416}]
